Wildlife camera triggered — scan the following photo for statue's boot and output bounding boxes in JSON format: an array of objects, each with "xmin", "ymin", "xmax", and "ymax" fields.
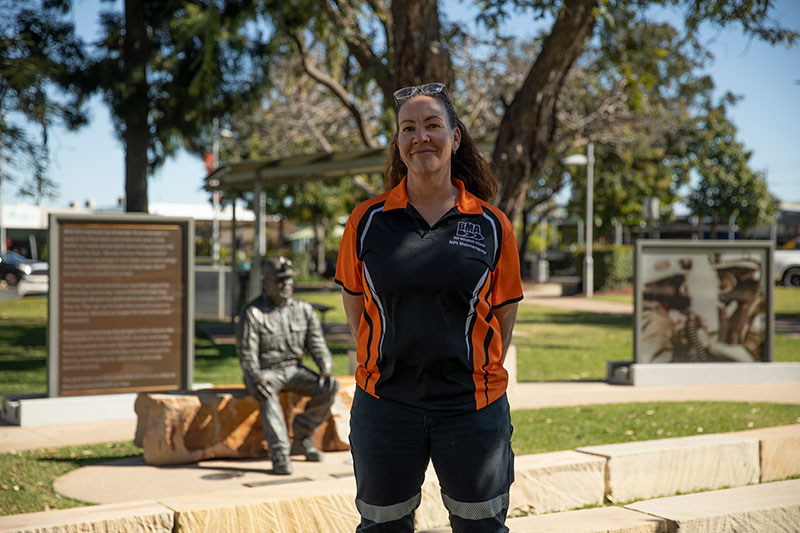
[
  {"xmin": 290, "ymin": 436, "xmax": 324, "ymax": 462},
  {"xmin": 271, "ymin": 451, "xmax": 293, "ymax": 475}
]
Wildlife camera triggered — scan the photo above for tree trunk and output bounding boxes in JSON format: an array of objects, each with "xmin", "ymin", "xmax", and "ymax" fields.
[
  {"xmin": 123, "ymin": 0, "xmax": 149, "ymax": 213},
  {"xmin": 493, "ymin": 0, "xmax": 597, "ymax": 223},
  {"xmin": 390, "ymin": 0, "xmax": 453, "ymax": 89},
  {"xmin": 519, "ymin": 204, "xmax": 534, "ymax": 276},
  {"xmin": 311, "ymin": 207, "xmax": 326, "ymax": 276}
]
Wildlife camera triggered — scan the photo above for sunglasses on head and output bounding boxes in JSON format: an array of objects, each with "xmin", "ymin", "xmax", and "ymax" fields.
[{"xmin": 392, "ymin": 82, "xmax": 447, "ymax": 107}]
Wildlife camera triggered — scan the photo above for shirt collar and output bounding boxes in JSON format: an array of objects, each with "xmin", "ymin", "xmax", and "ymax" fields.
[{"xmin": 384, "ymin": 176, "xmax": 483, "ymax": 215}]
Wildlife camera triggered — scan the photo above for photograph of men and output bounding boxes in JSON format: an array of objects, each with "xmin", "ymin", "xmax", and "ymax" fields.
[
  {"xmin": 236, "ymin": 256, "xmax": 340, "ymax": 475},
  {"xmin": 706, "ymin": 253, "xmax": 767, "ymax": 362},
  {"xmin": 638, "ymin": 247, "xmax": 768, "ymax": 364}
]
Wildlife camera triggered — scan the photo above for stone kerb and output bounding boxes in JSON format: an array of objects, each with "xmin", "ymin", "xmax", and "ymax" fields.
[
  {"xmin": 729, "ymin": 424, "xmax": 800, "ymax": 482},
  {"xmin": 626, "ymin": 478, "xmax": 800, "ymax": 532},
  {"xmin": 158, "ymin": 478, "xmax": 359, "ymax": 533},
  {"xmin": 577, "ymin": 433, "xmax": 760, "ymax": 503},
  {"xmin": 0, "ymin": 500, "xmax": 174, "ymax": 533},
  {"xmin": 508, "ymin": 451, "xmax": 605, "ymax": 516}
]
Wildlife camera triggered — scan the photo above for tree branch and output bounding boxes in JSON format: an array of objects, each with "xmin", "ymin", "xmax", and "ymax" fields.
[
  {"xmin": 320, "ymin": 0, "xmax": 394, "ymax": 98},
  {"xmin": 290, "ymin": 31, "xmax": 377, "ymax": 148}
]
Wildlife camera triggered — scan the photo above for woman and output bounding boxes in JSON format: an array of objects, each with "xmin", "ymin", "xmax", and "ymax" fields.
[{"xmin": 335, "ymin": 82, "xmax": 523, "ymax": 532}]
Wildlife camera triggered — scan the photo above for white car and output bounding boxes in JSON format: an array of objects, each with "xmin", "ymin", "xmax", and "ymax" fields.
[
  {"xmin": 16, "ymin": 269, "xmax": 49, "ymax": 297},
  {"xmin": 775, "ymin": 248, "xmax": 800, "ymax": 288}
]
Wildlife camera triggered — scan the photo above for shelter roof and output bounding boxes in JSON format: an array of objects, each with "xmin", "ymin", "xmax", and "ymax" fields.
[{"xmin": 204, "ymin": 146, "xmax": 388, "ymax": 194}]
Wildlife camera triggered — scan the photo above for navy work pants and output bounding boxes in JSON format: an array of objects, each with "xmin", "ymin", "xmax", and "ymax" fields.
[{"xmin": 349, "ymin": 387, "xmax": 514, "ymax": 532}]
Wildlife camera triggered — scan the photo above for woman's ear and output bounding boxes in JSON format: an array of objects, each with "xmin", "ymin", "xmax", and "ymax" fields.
[{"xmin": 453, "ymin": 127, "xmax": 462, "ymax": 152}]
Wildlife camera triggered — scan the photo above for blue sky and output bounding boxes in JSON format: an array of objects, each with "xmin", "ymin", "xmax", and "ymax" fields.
[{"xmin": 19, "ymin": 0, "xmax": 800, "ymax": 209}]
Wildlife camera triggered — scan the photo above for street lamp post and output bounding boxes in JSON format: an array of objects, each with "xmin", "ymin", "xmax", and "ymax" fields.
[
  {"xmin": 211, "ymin": 119, "xmax": 233, "ymax": 265},
  {"xmin": 562, "ymin": 143, "xmax": 595, "ymax": 298}
]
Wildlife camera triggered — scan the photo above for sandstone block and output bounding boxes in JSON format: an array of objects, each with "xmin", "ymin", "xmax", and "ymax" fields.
[
  {"xmin": 160, "ymin": 478, "xmax": 359, "ymax": 533},
  {"xmin": 509, "ymin": 450, "xmax": 605, "ymax": 516},
  {"xmin": 577, "ymin": 434, "xmax": 759, "ymax": 503},
  {"xmin": 0, "ymin": 500, "xmax": 173, "ymax": 533},
  {"xmin": 730, "ymin": 424, "xmax": 800, "ymax": 482},
  {"xmin": 626, "ymin": 478, "xmax": 800, "ymax": 532},
  {"xmin": 413, "ymin": 450, "xmax": 605, "ymax": 530},
  {"xmin": 134, "ymin": 377, "xmax": 355, "ymax": 465},
  {"xmin": 419, "ymin": 506, "xmax": 667, "ymax": 533}
]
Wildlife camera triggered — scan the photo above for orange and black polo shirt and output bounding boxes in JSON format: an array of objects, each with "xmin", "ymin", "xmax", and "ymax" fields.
[{"xmin": 335, "ymin": 177, "xmax": 523, "ymax": 415}]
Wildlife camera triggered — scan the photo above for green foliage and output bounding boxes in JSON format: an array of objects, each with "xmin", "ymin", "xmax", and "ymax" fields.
[
  {"xmin": 680, "ymin": 0, "xmax": 799, "ymax": 45},
  {"xmin": 85, "ymin": 0, "xmax": 279, "ymax": 210},
  {"xmin": 0, "ymin": 0, "xmax": 89, "ymax": 201},
  {"xmin": 685, "ymin": 100, "xmax": 780, "ymax": 233},
  {"xmin": 574, "ymin": 244, "xmax": 634, "ymax": 291}
]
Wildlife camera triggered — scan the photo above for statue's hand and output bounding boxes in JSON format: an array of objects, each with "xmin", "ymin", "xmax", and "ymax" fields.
[
  {"xmin": 318, "ymin": 361, "xmax": 332, "ymax": 379},
  {"xmin": 253, "ymin": 375, "xmax": 271, "ymax": 400},
  {"xmin": 319, "ymin": 374, "xmax": 337, "ymax": 393}
]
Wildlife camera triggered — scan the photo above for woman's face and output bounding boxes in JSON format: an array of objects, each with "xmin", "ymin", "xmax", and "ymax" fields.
[{"xmin": 396, "ymin": 95, "xmax": 460, "ymax": 178}]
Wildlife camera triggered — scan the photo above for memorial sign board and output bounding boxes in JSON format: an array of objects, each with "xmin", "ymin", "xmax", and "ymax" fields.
[
  {"xmin": 634, "ymin": 240, "xmax": 774, "ymax": 364},
  {"xmin": 47, "ymin": 214, "xmax": 194, "ymax": 396}
]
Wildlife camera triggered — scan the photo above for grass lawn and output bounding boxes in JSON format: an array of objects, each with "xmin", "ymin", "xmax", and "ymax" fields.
[
  {"xmin": 0, "ymin": 442, "xmax": 141, "ymax": 516},
  {"xmin": 511, "ymin": 401, "xmax": 800, "ymax": 454}
]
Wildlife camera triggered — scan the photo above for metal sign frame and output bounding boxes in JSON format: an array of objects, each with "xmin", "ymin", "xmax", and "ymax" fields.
[
  {"xmin": 634, "ymin": 239, "xmax": 774, "ymax": 364},
  {"xmin": 47, "ymin": 213, "xmax": 195, "ymax": 396}
]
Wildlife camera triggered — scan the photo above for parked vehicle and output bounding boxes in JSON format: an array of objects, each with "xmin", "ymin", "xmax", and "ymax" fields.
[
  {"xmin": 0, "ymin": 251, "xmax": 48, "ymax": 288},
  {"xmin": 775, "ymin": 249, "xmax": 800, "ymax": 288},
  {"xmin": 16, "ymin": 269, "xmax": 49, "ymax": 297}
]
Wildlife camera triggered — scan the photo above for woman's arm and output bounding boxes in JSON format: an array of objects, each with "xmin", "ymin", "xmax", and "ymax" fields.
[
  {"xmin": 342, "ymin": 290, "xmax": 365, "ymax": 340},
  {"xmin": 494, "ymin": 302, "xmax": 519, "ymax": 364}
]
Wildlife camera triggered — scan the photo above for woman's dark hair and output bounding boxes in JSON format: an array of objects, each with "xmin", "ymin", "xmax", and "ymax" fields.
[{"xmin": 384, "ymin": 90, "xmax": 498, "ymax": 202}]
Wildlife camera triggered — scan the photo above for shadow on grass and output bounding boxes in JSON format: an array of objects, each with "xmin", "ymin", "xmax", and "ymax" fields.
[
  {"xmin": 195, "ymin": 342, "xmax": 238, "ymax": 361},
  {"xmin": 517, "ymin": 310, "xmax": 632, "ymax": 328},
  {"xmin": 38, "ymin": 452, "xmax": 142, "ymax": 469},
  {"xmin": 0, "ymin": 325, "xmax": 47, "ymax": 347},
  {"xmin": 0, "ymin": 357, "xmax": 46, "ymax": 372}
]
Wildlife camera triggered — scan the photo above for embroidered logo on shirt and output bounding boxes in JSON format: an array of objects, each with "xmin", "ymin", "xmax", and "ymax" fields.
[
  {"xmin": 450, "ymin": 221, "xmax": 487, "ymax": 255},
  {"xmin": 456, "ymin": 221, "xmax": 484, "ymax": 241}
]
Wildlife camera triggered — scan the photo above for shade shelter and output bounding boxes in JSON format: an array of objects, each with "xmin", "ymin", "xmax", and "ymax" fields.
[{"xmin": 203, "ymin": 146, "xmax": 388, "ymax": 311}]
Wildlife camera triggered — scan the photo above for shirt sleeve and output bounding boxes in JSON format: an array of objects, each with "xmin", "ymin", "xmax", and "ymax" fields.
[
  {"xmin": 335, "ymin": 214, "xmax": 364, "ymax": 295},
  {"xmin": 491, "ymin": 215, "xmax": 523, "ymax": 308}
]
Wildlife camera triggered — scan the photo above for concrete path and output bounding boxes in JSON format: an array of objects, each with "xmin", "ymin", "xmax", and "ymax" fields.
[{"xmin": 522, "ymin": 282, "xmax": 634, "ymax": 314}]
